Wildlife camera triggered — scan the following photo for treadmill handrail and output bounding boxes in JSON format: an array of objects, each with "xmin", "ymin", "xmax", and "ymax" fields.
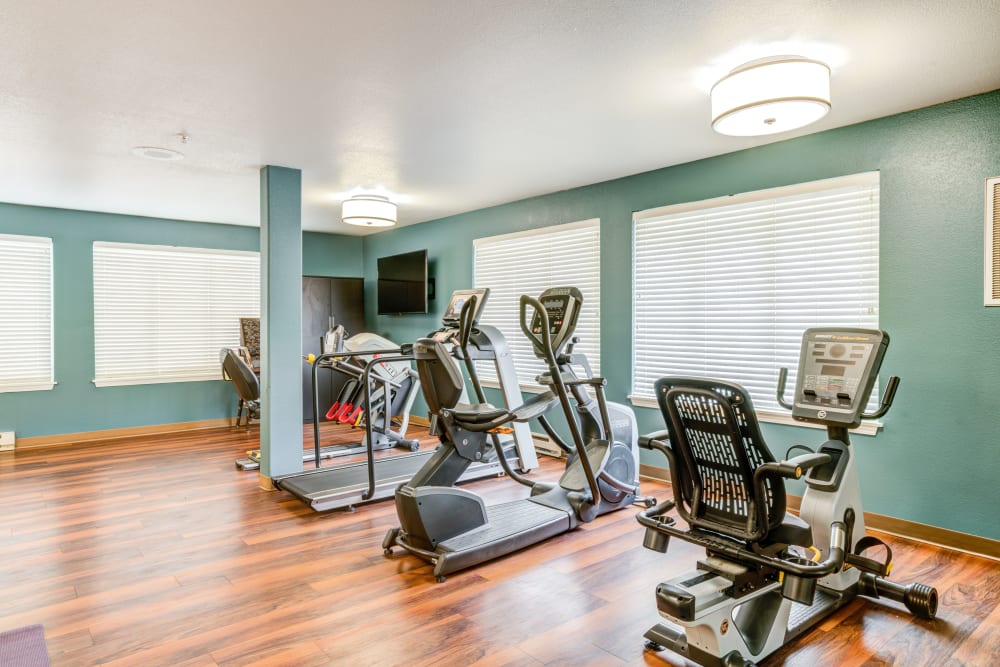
[
  {"xmin": 310, "ymin": 348, "xmax": 413, "ymax": 472},
  {"xmin": 355, "ymin": 353, "xmax": 415, "ymax": 500}
]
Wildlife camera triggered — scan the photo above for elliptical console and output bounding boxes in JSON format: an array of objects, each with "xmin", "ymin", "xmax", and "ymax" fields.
[{"xmin": 524, "ymin": 286, "xmax": 582, "ymax": 357}]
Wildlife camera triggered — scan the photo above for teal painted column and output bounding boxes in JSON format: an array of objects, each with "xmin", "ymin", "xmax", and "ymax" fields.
[{"xmin": 259, "ymin": 166, "xmax": 303, "ymax": 480}]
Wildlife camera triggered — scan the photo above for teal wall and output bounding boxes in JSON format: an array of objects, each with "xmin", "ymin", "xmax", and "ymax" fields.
[
  {"xmin": 361, "ymin": 90, "xmax": 1000, "ymax": 540},
  {"xmin": 0, "ymin": 203, "xmax": 363, "ymax": 439},
  {"xmin": 303, "ymin": 230, "xmax": 364, "ymax": 277}
]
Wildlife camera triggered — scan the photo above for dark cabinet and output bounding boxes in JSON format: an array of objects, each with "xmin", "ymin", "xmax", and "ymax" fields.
[{"xmin": 302, "ymin": 276, "xmax": 365, "ymax": 422}]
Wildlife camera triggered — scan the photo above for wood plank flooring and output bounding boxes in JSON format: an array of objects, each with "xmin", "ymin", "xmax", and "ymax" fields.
[{"xmin": 0, "ymin": 424, "xmax": 996, "ymax": 666}]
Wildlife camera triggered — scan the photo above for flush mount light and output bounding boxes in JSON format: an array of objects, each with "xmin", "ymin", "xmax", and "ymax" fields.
[
  {"xmin": 341, "ymin": 194, "xmax": 397, "ymax": 227},
  {"xmin": 711, "ymin": 56, "xmax": 831, "ymax": 136},
  {"xmin": 130, "ymin": 146, "xmax": 184, "ymax": 161}
]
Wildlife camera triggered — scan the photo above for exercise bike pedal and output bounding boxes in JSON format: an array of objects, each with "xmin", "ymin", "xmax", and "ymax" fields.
[{"xmin": 846, "ymin": 535, "xmax": 894, "ymax": 577}]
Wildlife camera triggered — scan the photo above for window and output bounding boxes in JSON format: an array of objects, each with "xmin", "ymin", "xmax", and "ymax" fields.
[
  {"xmin": 632, "ymin": 172, "xmax": 880, "ymax": 419},
  {"xmin": 473, "ymin": 219, "xmax": 601, "ymax": 389},
  {"xmin": 0, "ymin": 234, "xmax": 53, "ymax": 392},
  {"xmin": 93, "ymin": 242, "xmax": 260, "ymax": 386}
]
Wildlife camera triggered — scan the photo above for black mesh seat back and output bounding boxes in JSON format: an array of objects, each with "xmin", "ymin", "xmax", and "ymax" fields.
[
  {"xmin": 412, "ymin": 338, "xmax": 464, "ymax": 415},
  {"xmin": 223, "ymin": 348, "xmax": 259, "ymax": 402},
  {"xmin": 655, "ymin": 377, "xmax": 785, "ymax": 543}
]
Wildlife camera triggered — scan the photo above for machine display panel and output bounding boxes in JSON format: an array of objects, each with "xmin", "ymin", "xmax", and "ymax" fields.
[
  {"xmin": 440, "ymin": 288, "xmax": 489, "ymax": 327},
  {"xmin": 791, "ymin": 329, "xmax": 888, "ymax": 428}
]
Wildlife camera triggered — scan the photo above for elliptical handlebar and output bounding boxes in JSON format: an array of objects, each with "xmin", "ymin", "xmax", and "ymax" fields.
[
  {"xmin": 519, "ymin": 294, "xmax": 602, "ymax": 508},
  {"xmin": 457, "ymin": 294, "xmax": 477, "ymax": 353}
]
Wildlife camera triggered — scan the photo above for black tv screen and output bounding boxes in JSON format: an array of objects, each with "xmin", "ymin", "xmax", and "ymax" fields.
[{"xmin": 377, "ymin": 249, "xmax": 428, "ymax": 314}]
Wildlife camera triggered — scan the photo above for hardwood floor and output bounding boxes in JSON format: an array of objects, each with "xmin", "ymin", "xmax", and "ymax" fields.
[{"xmin": 0, "ymin": 424, "xmax": 996, "ymax": 666}]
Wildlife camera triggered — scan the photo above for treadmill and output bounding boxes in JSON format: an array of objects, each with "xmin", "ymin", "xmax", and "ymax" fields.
[
  {"xmin": 236, "ymin": 332, "xmax": 421, "ymax": 471},
  {"xmin": 274, "ymin": 288, "xmax": 538, "ymax": 512}
]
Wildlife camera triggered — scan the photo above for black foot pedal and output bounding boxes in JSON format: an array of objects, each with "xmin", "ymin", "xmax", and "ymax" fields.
[{"xmin": 846, "ymin": 535, "xmax": 893, "ymax": 576}]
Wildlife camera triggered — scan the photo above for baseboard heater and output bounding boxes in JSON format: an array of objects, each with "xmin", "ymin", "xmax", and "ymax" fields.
[{"xmin": 531, "ymin": 432, "xmax": 563, "ymax": 458}]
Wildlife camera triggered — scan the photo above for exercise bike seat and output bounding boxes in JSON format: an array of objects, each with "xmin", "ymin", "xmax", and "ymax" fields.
[
  {"xmin": 449, "ymin": 403, "xmax": 509, "ymax": 424},
  {"xmin": 766, "ymin": 513, "xmax": 812, "ymax": 549},
  {"xmin": 450, "ymin": 391, "xmax": 557, "ymax": 432}
]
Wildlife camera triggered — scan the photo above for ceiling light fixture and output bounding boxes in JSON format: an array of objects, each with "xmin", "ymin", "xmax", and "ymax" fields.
[
  {"xmin": 711, "ymin": 56, "xmax": 831, "ymax": 136},
  {"xmin": 341, "ymin": 194, "xmax": 397, "ymax": 227},
  {"xmin": 130, "ymin": 146, "xmax": 184, "ymax": 161}
]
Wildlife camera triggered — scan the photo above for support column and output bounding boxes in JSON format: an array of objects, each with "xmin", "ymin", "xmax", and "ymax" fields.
[{"xmin": 259, "ymin": 165, "xmax": 303, "ymax": 483}]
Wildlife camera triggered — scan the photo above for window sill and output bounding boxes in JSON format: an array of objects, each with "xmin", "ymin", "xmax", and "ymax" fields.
[
  {"xmin": 0, "ymin": 382, "xmax": 56, "ymax": 394},
  {"xmin": 628, "ymin": 394, "xmax": 882, "ymax": 436},
  {"xmin": 93, "ymin": 376, "xmax": 219, "ymax": 387}
]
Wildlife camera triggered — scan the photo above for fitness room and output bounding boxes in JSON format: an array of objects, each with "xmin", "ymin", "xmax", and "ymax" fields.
[{"xmin": 0, "ymin": 3, "xmax": 997, "ymax": 666}]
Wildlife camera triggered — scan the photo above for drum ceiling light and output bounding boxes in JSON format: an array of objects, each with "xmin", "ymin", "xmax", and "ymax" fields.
[
  {"xmin": 341, "ymin": 194, "xmax": 397, "ymax": 227},
  {"xmin": 711, "ymin": 56, "xmax": 831, "ymax": 136}
]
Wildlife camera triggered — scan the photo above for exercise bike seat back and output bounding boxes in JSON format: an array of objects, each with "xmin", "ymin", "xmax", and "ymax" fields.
[
  {"xmin": 413, "ymin": 338, "xmax": 466, "ymax": 416},
  {"xmin": 655, "ymin": 377, "xmax": 811, "ymax": 549},
  {"xmin": 413, "ymin": 338, "xmax": 553, "ymax": 429},
  {"xmin": 222, "ymin": 348, "xmax": 260, "ymax": 422}
]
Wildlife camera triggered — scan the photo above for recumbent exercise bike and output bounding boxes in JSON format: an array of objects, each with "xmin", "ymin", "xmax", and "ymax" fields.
[{"xmin": 637, "ymin": 328, "xmax": 938, "ymax": 666}]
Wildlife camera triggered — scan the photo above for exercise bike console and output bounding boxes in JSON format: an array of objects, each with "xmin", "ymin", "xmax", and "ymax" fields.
[{"xmin": 785, "ymin": 328, "xmax": 889, "ymax": 428}]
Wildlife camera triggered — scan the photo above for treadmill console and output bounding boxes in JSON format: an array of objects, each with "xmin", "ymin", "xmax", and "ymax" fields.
[
  {"xmin": 432, "ymin": 288, "xmax": 490, "ymax": 343},
  {"xmin": 527, "ymin": 286, "xmax": 583, "ymax": 358},
  {"xmin": 791, "ymin": 328, "xmax": 889, "ymax": 428}
]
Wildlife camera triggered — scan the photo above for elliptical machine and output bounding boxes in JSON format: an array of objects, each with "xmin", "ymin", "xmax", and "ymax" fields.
[
  {"xmin": 637, "ymin": 328, "xmax": 938, "ymax": 666},
  {"xmin": 383, "ymin": 286, "xmax": 648, "ymax": 581}
]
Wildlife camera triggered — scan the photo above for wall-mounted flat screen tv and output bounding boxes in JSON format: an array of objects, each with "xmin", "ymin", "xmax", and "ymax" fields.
[{"xmin": 377, "ymin": 249, "xmax": 428, "ymax": 314}]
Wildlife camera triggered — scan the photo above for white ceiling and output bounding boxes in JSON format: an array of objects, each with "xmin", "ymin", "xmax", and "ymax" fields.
[{"xmin": 1, "ymin": 1, "xmax": 998, "ymax": 236}]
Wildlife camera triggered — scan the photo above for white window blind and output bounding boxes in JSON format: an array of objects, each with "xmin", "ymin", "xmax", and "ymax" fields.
[
  {"xmin": 93, "ymin": 242, "xmax": 260, "ymax": 386},
  {"xmin": 632, "ymin": 172, "xmax": 880, "ymax": 416},
  {"xmin": 984, "ymin": 176, "xmax": 1000, "ymax": 306},
  {"xmin": 0, "ymin": 234, "xmax": 54, "ymax": 392},
  {"xmin": 473, "ymin": 219, "xmax": 601, "ymax": 389}
]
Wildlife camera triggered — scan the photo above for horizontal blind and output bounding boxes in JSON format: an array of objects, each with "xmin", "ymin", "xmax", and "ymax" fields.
[
  {"xmin": 0, "ymin": 234, "xmax": 53, "ymax": 392},
  {"xmin": 94, "ymin": 242, "xmax": 260, "ymax": 386},
  {"xmin": 633, "ymin": 173, "xmax": 879, "ymax": 412},
  {"xmin": 985, "ymin": 177, "xmax": 1000, "ymax": 305},
  {"xmin": 474, "ymin": 219, "xmax": 601, "ymax": 388}
]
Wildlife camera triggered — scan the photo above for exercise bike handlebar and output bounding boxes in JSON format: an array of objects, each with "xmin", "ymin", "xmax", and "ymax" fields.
[
  {"xmin": 637, "ymin": 497, "xmax": 848, "ymax": 578},
  {"xmin": 776, "ymin": 367, "xmax": 794, "ymax": 410},
  {"xmin": 776, "ymin": 367, "xmax": 900, "ymax": 423},
  {"xmin": 860, "ymin": 375, "xmax": 900, "ymax": 420}
]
